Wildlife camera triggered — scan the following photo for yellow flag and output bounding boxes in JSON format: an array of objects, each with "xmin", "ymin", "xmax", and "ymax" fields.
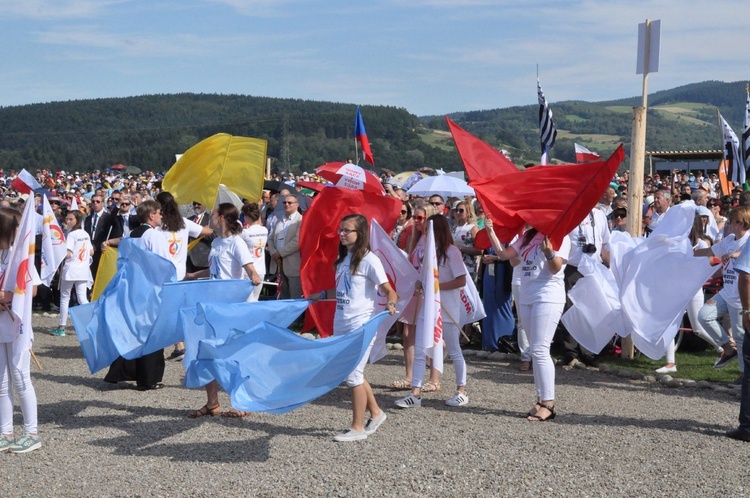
[
  {"xmin": 91, "ymin": 247, "xmax": 119, "ymax": 301},
  {"xmin": 162, "ymin": 133, "xmax": 267, "ymax": 207}
]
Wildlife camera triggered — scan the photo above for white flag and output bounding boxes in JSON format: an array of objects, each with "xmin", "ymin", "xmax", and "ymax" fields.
[
  {"xmin": 720, "ymin": 113, "xmax": 744, "ymax": 185},
  {"xmin": 743, "ymin": 88, "xmax": 750, "ymax": 171},
  {"xmin": 369, "ymin": 219, "xmax": 419, "ymax": 363},
  {"xmin": 417, "ymin": 221, "xmax": 444, "ymax": 373},
  {"xmin": 457, "ymin": 277, "xmax": 486, "ymax": 327},
  {"xmin": 70, "ymin": 197, "xmax": 79, "ymax": 212},
  {"xmin": 40, "ymin": 195, "xmax": 67, "ymax": 286}
]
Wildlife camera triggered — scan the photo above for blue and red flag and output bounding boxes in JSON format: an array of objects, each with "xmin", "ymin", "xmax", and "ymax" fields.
[{"xmin": 355, "ymin": 106, "xmax": 375, "ymax": 165}]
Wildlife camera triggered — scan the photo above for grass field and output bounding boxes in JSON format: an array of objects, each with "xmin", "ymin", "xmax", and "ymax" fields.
[
  {"xmin": 601, "ymin": 349, "xmax": 741, "ymax": 384},
  {"xmin": 417, "ymin": 129, "xmax": 456, "ymax": 152}
]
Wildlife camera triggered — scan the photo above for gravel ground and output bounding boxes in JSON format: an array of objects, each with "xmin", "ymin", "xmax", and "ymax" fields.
[{"xmin": 2, "ymin": 312, "xmax": 749, "ymax": 497}]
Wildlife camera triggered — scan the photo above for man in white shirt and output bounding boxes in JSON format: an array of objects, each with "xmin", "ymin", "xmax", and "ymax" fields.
[
  {"xmin": 268, "ymin": 194, "xmax": 303, "ymax": 299},
  {"xmin": 649, "ymin": 189, "xmax": 671, "ymax": 230}
]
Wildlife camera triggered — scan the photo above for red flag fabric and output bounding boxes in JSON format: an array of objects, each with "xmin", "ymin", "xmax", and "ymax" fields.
[
  {"xmin": 470, "ymin": 145, "xmax": 625, "ymax": 249},
  {"xmin": 575, "ymin": 143, "xmax": 601, "ymax": 163},
  {"xmin": 299, "ymin": 187, "xmax": 402, "ymax": 297},
  {"xmin": 302, "ymin": 300, "xmax": 336, "ymax": 338},
  {"xmin": 355, "ymin": 107, "xmax": 375, "ymax": 165},
  {"xmin": 446, "ymin": 117, "xmax": 518, "ymax": 180},
  {"xmin": 11, "ymin": 169, "xmax": 42, "ymax": 194}
]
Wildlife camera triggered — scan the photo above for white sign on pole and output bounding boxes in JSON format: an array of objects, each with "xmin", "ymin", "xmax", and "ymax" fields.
[{"xmin": 636, "ymin": 19, "xmax": 661, "ymax": 75}]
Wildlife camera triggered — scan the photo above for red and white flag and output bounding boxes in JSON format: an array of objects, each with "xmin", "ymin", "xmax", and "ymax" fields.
[
  {"xmin": 575, "ymin": 143, "xmax": 601, "ymax": 163},
  {"xmin": 11, "ymin": 168, "xmax": 42, "ymax": 194},
  {"xmin": 369, "ymin": 219, "xmax": 419, "ymax": 363},
  {"xmin": 40, "ymin": 195, "xmax": 67, "ymax": 286},
  {"xmin": 417, "ymin": 220, "xmax": 444, "ymax": 373},
  {"xmin": 457, "ymin": 277, "xmax": 486, "ymax": 327},
  {"xmin": 0, "ymin": 199, "xmax": 41, "ymax": 365}
]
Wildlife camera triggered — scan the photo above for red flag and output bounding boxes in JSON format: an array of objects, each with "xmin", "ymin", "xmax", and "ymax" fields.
[
  {"xmin": 575, "ymin": 143, "xmax": 601, "ymax": 163},
  {"xmin": 302, "ymin": 300, "xmax": 336, "ymax": 338},
  {"xmin": 299, "ymin": 187, "xmax": 402, "ymax": 296},
  {"xmin": 11, "ymin": 168, "xmax": 42, "ymax": 194},
  {"xmin": 446, "ymin": 117, "xmax": 518, "ymax": 180},
  {"xmin": 471, "ymin": 145, "xmax": 625, "ymax": 249}
]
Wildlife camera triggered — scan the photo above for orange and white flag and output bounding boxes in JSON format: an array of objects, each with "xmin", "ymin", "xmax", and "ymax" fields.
[{"xmin": 40, "ymin": 195, "xmax": 67, "ymax": 286}]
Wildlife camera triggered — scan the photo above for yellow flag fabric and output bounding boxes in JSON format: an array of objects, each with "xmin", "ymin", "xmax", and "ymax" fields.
[
  {"xmin": 91, "ymin": 247, "xmax": 119, "ymax": 301},
  {"xmin": 162, "ymin": 133, "xmax": 267, "ymax": 207},
  {"xmin": 187, "ymin": 236, "xmax": 203, "ymax": 252}
]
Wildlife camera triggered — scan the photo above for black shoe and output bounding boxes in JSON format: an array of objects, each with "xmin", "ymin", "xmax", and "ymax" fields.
[
  {"xmin": 136, "ymin": 383, "xmax": 164, "ymax": 391},
  {"xmin": 726, "ymin": 427, "xmax": 750, "ymax": 442},
  {"xmin": 562, "ymin": 352, "xmax": 577, "ymax": 366},
  {"xmin": 579, "ymin": 355, "xmax": 601, "ymax": 368},
  {"xmin": 167, "ymin": 349, "xmax": 186, "ymax": 361}
]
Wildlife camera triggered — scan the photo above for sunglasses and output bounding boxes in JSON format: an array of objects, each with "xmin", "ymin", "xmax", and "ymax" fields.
[
  {"xmin": 413, "ymin": 215, "xmax": 425, "ymax": 221},
  {"xmin": 92, "ymin": 200, "xmax": 102, "ymax": 203},
  {"xmin": 456, "ymin": 209, "xmax": 465, "ymax": 213},
  {"xmin": 430, "ymin": 202, "xmax": 443, "ymax": 206},
  {"xmin": 120, "ymin": 202, "xmax": 131, "ymax": 206},
  {"xmin": 282, "ymin": 201, "xmax": 298, "ymax": 205},
  {"xmin": 400, "ymin": 210, "xmax": 407, "ymax": 214}
]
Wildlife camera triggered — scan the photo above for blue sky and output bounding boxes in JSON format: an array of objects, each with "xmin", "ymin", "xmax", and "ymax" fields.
[{"xmin": 1, "ymin": 0, "xmax": 748, "ymax": 116}]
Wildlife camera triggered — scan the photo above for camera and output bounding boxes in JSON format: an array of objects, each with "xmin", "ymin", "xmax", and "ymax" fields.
[{"xmin": 582, "ymin": 243, "xmax": 597, "ymax": 254}]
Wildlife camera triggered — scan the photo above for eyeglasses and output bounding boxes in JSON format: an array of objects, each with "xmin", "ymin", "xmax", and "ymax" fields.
[
  {"xmin": 456, "ymin": 209, "xmax": 465, "ymax": 213},
  {"xmin": 413, "ymin": 215, "xmax": 425, "ymax": 221},
  {"xmin": 92, "ymin": 200, "xmax": 102, "ymax": 204},
  {"xmin": 430, "ymin": 202, "xmax": 443, "ymax": 207},
  {"xmin": 120, "ymin": 202, "xmax": 130, "ymax": 206},
  {"xmin": 282, "ymin": 201, "xmax": 298, "ymax": 205},
  {"xmin": 337, "ymin": 228, "xmax": 355, "ymax": 235},
  {"xmin": 400, "ymin": 210, "xmax": 407, "ymax": 214}
]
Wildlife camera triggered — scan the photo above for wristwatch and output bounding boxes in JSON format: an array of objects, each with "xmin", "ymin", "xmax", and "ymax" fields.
[{"xmin": 741, "ymin": 310, "xmax": 750, "ymax": 315}]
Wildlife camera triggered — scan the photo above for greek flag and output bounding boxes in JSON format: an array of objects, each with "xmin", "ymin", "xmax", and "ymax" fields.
[
  {"xmin": 537, "ymin": 78, "xmax": 557, "ymax": 165},
  {"xmin": 743, "ymin": 86, "xmax": 750, "ymax": 173},
  {"xmin": 720, "ymin": 112, "xmax": 744, "ymax": 185}
]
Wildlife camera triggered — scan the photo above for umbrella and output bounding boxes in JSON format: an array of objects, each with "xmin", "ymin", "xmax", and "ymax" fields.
[
  {"xmin": 263, "ymin": 180, "xmax": 295, "ymax": 193},
  {"xmin": 124, "ymin": 165, "xmax": 142, "ymax": 175},
  {"xmin": 296, "ymin": 180, "xmax": 325, "ymax": 193},
  {"xmin": 216, "ymin": 184, "xmax": 243, "ymax": 210},
  {"xmin": 110, "ymin": 164, "xmax": 126, "ymax": 171},
  {"xmin": 315, "ymin": 162, "xmax": 385, "ymax": 195},
  {"xmin": 406, "ymin": 174, "xmax": 475, "ymax": 199},
  {"xmin": 391, "ymin": 171, "xmax": 425, "ymax": 189}
]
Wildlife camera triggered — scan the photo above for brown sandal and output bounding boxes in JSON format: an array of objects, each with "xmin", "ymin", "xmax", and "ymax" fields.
[
  {"xmin": 187, "ymin": 404, "xmax": 220, "ymax": 418},
  {"xmin": 221, "ymin": 409, "xmax": 251, "ymax": 418},
  {"xmin": 421, "ymin": 381, "xmax": 441, "ymax": 392},
  {"xmin": 390, "ymin": 378, "xmax": 412, "ymax": 389}
]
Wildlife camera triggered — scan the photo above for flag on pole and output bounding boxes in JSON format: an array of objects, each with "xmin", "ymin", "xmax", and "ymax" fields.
[
  {"xmin": 70, "ymin": 196, "xmax": 79, "ymax": 212},
  {"xmin": 743, "ymin": 86, "xmax": 750, "ymax": 173},
  {"xmin": 11, "ymin": 169, "xmax": 42, "ymax": 195},
  {"xmin": 719, "ymin": 113, "xmax": 744, "ymax": 185},
  {"xmin": 0, "ymin": 200, "xmax": 41, "ymax": 366},
  {"xmin": 40, "ymin": 195, "xmax": 67, "ymax": 286},
  {"xmin": 417, "ymin": 220, "xmax": 444, "ymax": 373},
  {"xmin": 574, "ymin": 143, "xmax": 601, "ymax": 164},
  {"xmin": 537, "ymin": 78, "xmax": 557, "ymax": 165},
  {"xmin": 355, "ymin": 107, "xmax": 375, "ymax": 165}
]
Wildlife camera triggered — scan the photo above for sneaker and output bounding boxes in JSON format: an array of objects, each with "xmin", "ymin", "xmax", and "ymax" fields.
[
  {"xmin": 0, "ymin": 435, "xmax": 14, "ymax": 453},
  {"xmin": 445, "ymin": 390, "xmax": 469, "ymax": 407},
  {"xmin": 364, "ymin": 411, "xmax": 387, "ymax": 435},
  {"xmin": 655, "ymin": 365, "xmax": 677, "ymax": 374},
  {"xmin": 394, "ymin": 393, "xmax": 421, "ymax": 409},
  {"xmin": 333, "ymin": 429, "xmax": 367, "ymax": 442},
  {"xmin": 714, "ymin": 350, "xmax": 738, "ymax": 369},
  {"xmin": 167, "ymin": 349, "xmax": 186, "ymax": 361},
  {"xmin": 729, "ymin": 376, "xmax": 744, "ymax": 390},
  {"xmin": 9, "ymin": 434, "xmax": 41, "ymax": 454},
  {"xmin": 50, "ymin": 327, "xmax": 66, "ymax": 337}
]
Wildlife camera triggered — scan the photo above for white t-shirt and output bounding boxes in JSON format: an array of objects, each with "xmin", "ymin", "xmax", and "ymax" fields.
[
  {"xmin": 566, "ymin": 209, "xmax": 610, "ymax": 266},
  {"xmin": 135, "ymin": 226, "xmax": 172, "ymax": 262},
  {"xmin": 511, "ymin": 232, "xmax": 571, "ymax": 305},
  {"xmin": 711, "ymin": 231, "xmax": 750, "ymax": 308},
  {"xmin": 436, "ymin": 245, "xmax": 468, "ymax": 325},
  {"xmin": 158, "ymin": 218, "xmax": 203, "ymax": 280},
  {"xmin": 240, "ymin": 224, "xmax": 268, "ymax": 277},
  {"xmin": 209, "ymin": 235, "xmax": 253, "ymax": 280},
  {"xmin": 61, "ymin": 228, "xmax": 93, "ymax": 284},
  {"xmin": 0, "ymin": 248, "xmax": 42, "ymax": 343},
  {"xmin": 334, "ymin": 252, "xmax": 389, "ymax": 334}
]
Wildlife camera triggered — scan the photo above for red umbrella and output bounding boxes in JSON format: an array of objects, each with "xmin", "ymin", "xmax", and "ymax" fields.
[
  {"xmin": 315, "ymin": 162, "xmax": 384, "ymax": 195},
  {"xmin": 110, "ymin": 163, "xmax": 126, "ymax": 171},
  {"xmin": 296, "ymin": 180, "xmax": 326, "ymax": 193}
]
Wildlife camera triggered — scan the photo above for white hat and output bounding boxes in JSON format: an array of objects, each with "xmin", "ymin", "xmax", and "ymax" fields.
[
  {"xmin": 644, "ymin": 195, "xmax": 654, "ymax": 206},
  {"xmin": 696, "ymin": 206, "xmax": 712, "ymax": 217}
]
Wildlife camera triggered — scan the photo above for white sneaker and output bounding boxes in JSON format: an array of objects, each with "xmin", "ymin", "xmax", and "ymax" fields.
[
  {"xmin": 445, "ymin": 391, "xmax": 469, "ymax": 407},
  {"xmin": 333, "ymin": 429, "xmax": 367, "ymax": 442},
  {"xmin": 655, "ymin": 365, "xmax": 677, "ymax": 374},
  {"xmin": 394, "ymin": 394, "xmax": 421, "ymax": 408},
  {"xmin": 364, "ymin": 411, "xmax": 387, "ymax": 435}
]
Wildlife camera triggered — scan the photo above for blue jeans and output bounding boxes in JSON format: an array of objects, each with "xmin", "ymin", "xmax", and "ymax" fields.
[{"xmin": 698, "ymin": 293, "xmax": 745, "ymax": 373}]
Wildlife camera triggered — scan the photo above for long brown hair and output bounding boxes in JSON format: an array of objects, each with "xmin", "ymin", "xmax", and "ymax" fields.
[
  {"xmin": 156, "ymin": 191, "xmax": 185, "ymax": 232},
  {"xmin": 216, "ymin": 203, "xmax": 242, "ymax": 235},
  {"xmin": 427, "ymin": 214, "xmax": 454, "ymax": 266},
  {"xmin": 521, "ymin": 227, "xmax": 539, "ymax": 248},
  {"xmin": 0, "ymin": 207, "xmax": 20, "ymax": 249},
  {"xmin": 406, "ymin": 202, "xmax": 435, "ymax": 255},
  {"xmin": 334, "ymin": 214, "xmax": 370, "ymax": 274}
]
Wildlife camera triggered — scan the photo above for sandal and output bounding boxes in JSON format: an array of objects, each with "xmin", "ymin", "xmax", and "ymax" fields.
[
  {"xmin": 390, "ymin": 378, "xmax": 412, "ymax": 390},
  {"xmin": 519, "ymin": 361, "xmax": 532, "ymax": 372},
  {"xmin": 527, "ymin": 403, "xmax": 556, "ymax": 422},
  {"xmin": 187, "ymin": 404, "xmax": 220, "ymax": 418},
  {"xmin": 221, "ymin": 409, "xmax": 251, "ymax": 418},
  {"xmin": 421, "ymin": 381, "xmax": 441, "ymax": 393},
  {"xmin": 524, "ymin": 403, "xmax": 542, "ymax": 418}
]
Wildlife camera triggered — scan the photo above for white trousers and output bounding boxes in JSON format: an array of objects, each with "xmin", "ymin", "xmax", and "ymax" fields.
[
  {"xmin": 59, "ymin": 279, "xmax": 89, "ymax": 327},
  {"xmin": 665, "ymin": 289, "xmax": 720, "ymax": 363},
  {"xmin": 512, "ymin": 284, "xmax": 530, "ymax": 362},
  {"xmin": 0, "ymin": 343, "xmax": 38, "ymax": 435},
  {"xmin": 412, "ymin": 319, "xmax": 466, "ymax": 388},
  {"xmin": 518, "ymin": 301, "xmax": 564, "ymax": 401}
]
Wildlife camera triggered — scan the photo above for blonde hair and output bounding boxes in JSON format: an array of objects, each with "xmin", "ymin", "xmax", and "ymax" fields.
[
  {"xmin": 456, "ymin": 200, "xmax": 476, "ymax": 224},
  {"xmin": 407, "ymin": 202, "xmax": 436, "ymax": 255},
  {"xmin": 729, "ymin": 206, "xmax": 750, "ymax": 229}
]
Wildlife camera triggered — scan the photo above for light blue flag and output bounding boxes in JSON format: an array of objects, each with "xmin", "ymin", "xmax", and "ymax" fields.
[
  {"xmin": 187, "ymin": 312, "xmax": 389, "ymax": 414},
  {"xmin": 71, "ymin": 239, "xmax": 253, "ymax": 373},
  {"xmin": 180, "ymin": 299, "xmax": 310, "ymax": 387}
]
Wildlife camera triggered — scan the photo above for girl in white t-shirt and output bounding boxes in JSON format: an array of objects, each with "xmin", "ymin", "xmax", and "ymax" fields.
[
  {"xmin": 52, "ymin": 210, "xmax": 93, "ymax": 337},
  {"xmin": 240, "ymin": 202, "xmax": 268, "ymax": 302},
  {"xmin": 0, "ymin": 207, "xmax": 43, "ymax": 453},
  {"xmin": 185, "ymin": 203, "xmax": 262, "ymax": 419},
  {"xmin": 486, "ymin": 219, "xmax": 570, "ymax": 422},
  {"xmin": 395, "ymin": 215, "xmax": 470, "ymax": 410},
  {"xmin": 327, "ymin": 214, "xmax": 397, "ymax": 442}
]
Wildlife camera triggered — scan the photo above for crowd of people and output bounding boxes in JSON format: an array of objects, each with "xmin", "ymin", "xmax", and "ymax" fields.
[{"xmin": 1, "ymin": 163, "xmax": 749, "ymax": 450}]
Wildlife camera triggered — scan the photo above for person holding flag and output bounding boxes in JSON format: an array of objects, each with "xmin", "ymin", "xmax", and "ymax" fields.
[
  {"xmin": 485, "ymin": 218, "xmax": 570, "ymax": 422},
  {"xmin": 325, "ymin": 214, "xmax": 397, "ymax": 441},
  {"xmin": 0, "ymin": 206, "xmax": 43, "ymax": 453},
  {"xmin": 395, "ymin": 215, "xmax": 469, "ymax": 409}
]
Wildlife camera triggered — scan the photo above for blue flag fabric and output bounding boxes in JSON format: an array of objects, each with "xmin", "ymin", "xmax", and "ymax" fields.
[
  {"xmin": 70, "ymin": 239, "xmax": 252, "ymax": 373},
  {"xmin": 185, "ymin": 311, "xmax": 389, "ymax": 414}
]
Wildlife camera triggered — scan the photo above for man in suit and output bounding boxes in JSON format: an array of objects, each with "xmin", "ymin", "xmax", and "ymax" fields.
[
  {"xmin": 268, "ymin": 194, "xmax": 303, "ymax": 299},
  {"xmin": 84, "ymin": 193, "xmax": 111, "ymax": 279},
  {"xmin": 99, "ymin": 194, "xmax": 140, "ymax": 249},
  {"xmin": 186, "ymin": 202, "xmax": 213, "ymax": 273}
]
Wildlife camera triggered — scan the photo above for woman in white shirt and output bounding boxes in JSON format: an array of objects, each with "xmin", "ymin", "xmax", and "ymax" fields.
[
  {"xmin": 486, "ymin": 219, "xmax": 571, "ymax": 422},
  {"xmin": 52, "ymin": 210, "xmax": 93, "ymax": 337},
  {"xmin": 185, "ymin": 203, "xmax": 262, "ymax": 419},
  {"xmin": 240, "ymin": 202, "xmax": 268, "ymax": 302}
]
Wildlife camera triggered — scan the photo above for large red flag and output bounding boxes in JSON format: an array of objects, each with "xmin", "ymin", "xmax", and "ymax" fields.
[
  {"xmin": 471, "ymin": 145, "xmax": 625, "ymax": 249},
  {"xmin": 446, "ymin": 117, "xmax": 518, "ymax": 180}
]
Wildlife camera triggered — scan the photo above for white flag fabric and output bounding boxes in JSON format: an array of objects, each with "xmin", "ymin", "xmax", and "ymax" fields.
[
  {"xmin": 456, "ymin": 277, "xmax": 486, "ymax": 327},
  {"xmin": 40, "ymin": 195, "xmax": 67, "ymax": 286},
  {"xmin": 10, "ymin": 168, "xmax": 42, "ymax": 194},
  {"xmin": 574, "ymin": 143, "xmax": 601, "ymax": 163},
  {"xmin": 720, "ymin": 113, "xmax": 744, "ymax": 185},
  {"xmin": 537, "ymin": 77, "xmax": 557, "ymax": 165},
  {"xmin": 368, "ymin": 219, "xmax": 419, "ymax": 363},
  {"xmin": 70, "ymin": 197, "xmax": 79, "ymax": 212},
  {"xmin": 416, "ymin": 221, "xmax": 444, "ymax": 373},
  {"xmin": 0, "ymin": 200, "xmax": 41, "ymax": 367},
  {"xmin": 743, "ymin": 89, "xmax": 750, "ymax": 172}
]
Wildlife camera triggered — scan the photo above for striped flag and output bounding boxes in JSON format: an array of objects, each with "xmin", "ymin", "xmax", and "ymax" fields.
[
  {"xmin": 11, "ymin": 168, "xmax": 42, "ymax": 195},
  {"xmin": 743, "ymin": 86, "xmax": 750, "ymax": 173},
  {"xmin": 719, "ymin": 113, "xmax": 744, "ymax": 185},
  {"xmin": 537, "ymin": 78, "xmax": 557, "ymax": 165}
]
